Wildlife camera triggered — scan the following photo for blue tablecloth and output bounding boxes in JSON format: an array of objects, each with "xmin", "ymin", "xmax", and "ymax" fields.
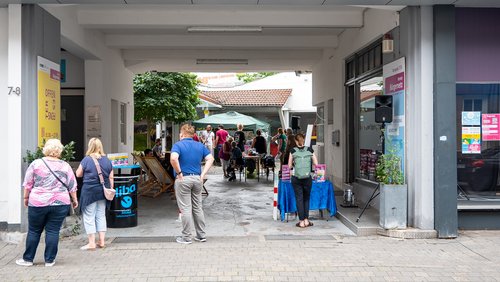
[{"xmin": 278, "ymin": 180, "xmax": 337, "ymax": 221}]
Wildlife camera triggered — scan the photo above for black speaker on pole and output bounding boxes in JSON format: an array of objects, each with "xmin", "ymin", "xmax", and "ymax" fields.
[
  {"xmin": 291, "ymin": 116, "xmax": 300, "ymax": 130},
  {"xmin": 375, "ymin": 95, "xmax": 393, "ymax": 123}
]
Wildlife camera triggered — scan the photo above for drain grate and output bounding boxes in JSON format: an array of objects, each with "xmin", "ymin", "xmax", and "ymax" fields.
[
  {"xmin": 264, "ymin": 235, "xmax": 334, "ymax": 241},
  {"xmin": 112, "ymin": 236, "xmax": 176, "ymax": 244}
]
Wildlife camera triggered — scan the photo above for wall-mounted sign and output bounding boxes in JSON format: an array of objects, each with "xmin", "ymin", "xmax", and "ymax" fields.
[
  {"xmin": 462, "ymin": 111, "xmax": 481, "ymax": 126},
  {"xmin": 37, "ymin": 56, "xmax": 60, "ymax": 146},
  {"xmin": 482, "ymin": 114, "xmax": 500, "ymax": 141},
  {"xmin": 462, "ymin": 127, "xmax": 481, "ymax": 154},
  {"xmin": 87, "ymin": 106, "xmax": 101, "ymax": 138}
]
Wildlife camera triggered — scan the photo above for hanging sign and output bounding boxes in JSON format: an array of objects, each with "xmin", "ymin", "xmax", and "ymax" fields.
[
  {"xmin": 482, "ymin": 114, "xmax": 500, "ymax": 141},
  {"xmin": 462, "ymin": 127, "xmax": 481, "ymax": 154},
  {"xmin": 37, "ymin": 56, "xmax": 61, "ymax": 146}
]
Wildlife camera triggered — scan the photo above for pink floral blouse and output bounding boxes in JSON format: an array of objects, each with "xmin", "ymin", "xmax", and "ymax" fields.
[{"xmin": 23, "ymin": 158, "xmax": 77, "ymax": 207}]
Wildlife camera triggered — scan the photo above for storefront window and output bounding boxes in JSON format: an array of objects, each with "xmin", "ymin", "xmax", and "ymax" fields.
[
  {"xmin": 457, "ymin": 84, "xmax": 500, "ymax": 199},
  {"xmin": 358, "ymin": 77, "xmax": 383, "ymax": 181}
]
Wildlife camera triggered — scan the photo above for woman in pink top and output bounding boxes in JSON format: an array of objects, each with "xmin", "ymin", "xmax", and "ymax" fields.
[{"xmin": 16, "ymin": 139, "xmax": 78, "ymax": 267}]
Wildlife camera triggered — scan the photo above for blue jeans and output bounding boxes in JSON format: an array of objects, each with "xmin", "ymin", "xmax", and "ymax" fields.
[{"xmin": 23, "ymin": 205, "xmax": 70, "ymax": 263}]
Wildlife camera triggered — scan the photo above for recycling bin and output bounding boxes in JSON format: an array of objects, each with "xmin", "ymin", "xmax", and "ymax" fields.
[{"xmin": 106, "ymin": 165, "xmax": 140, "ymax": 228}]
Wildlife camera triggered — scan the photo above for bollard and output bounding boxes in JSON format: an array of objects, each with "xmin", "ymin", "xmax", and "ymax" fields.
[{"xmin": 273, "ymin": 173, "xmax": 279, "ymax": 220}]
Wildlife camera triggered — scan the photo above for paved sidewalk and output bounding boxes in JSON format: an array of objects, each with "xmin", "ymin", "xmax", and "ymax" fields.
[{"xmin": 1, "ymin": 231, "xmax": 500, "ymax": 281}]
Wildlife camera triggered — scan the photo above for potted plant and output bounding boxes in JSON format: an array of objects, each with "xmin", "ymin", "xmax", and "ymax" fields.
[
  {"xmin": 24, "ymin": 141, "xmax": 76, "ymax": 164},
  {"xmin": 375, "ymin": 147, "xmax": 407, "ymax": 229}
]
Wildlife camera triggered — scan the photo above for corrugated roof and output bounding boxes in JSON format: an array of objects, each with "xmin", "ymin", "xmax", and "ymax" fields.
[{"xmin": 200, "ymin": 89, "xmax": 292, "ymax": 106}]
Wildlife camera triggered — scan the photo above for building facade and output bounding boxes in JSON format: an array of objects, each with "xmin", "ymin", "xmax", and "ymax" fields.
[{"xmin": 1, "ymin": 2, "xmax": 499, "ymax": 237}]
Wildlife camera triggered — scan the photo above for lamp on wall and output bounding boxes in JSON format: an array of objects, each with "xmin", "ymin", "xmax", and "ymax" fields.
[{"xmin": 382, "ymin": 33, "xmax": 394, "ymax": 54}]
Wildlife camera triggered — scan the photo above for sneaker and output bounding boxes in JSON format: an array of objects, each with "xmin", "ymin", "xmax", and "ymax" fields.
[
  {"xmin": 193, "ymin": 237, "xmax": 207, "ymax": 242},
  {"xmin": 176, "ymin": 237, "xmax": 192, "ymax": 245},
  {"xmin": 15, "ymin": 259, "xmax": 33, "ymax": 267},
  {"xmin": 45, "ymin": 261, "xmax": 55, "ymax": 267}
]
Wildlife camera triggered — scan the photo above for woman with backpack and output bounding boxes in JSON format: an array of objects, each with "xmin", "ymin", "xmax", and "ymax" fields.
[{"xmin": 288, "ymin": 133, "xmax": 318, "ymax": 228}]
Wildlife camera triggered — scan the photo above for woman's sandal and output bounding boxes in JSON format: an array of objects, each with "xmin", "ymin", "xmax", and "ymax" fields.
[
  {"xmin": 306, "ymin": 221, "xmax": 314, "ymax": 227},
  {"xmin": 295, "ymin": 222, "xmax": 306, "ymax": 228},
  {"xmin": 97, "ymin": 244, "xmax": 106, "ymax": 249}
]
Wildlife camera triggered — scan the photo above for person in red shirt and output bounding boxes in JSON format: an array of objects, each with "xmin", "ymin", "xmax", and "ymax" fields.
[
  {"xmin": 192, "ymin": 133, "xmax": 199, "ymax": 142},
  {"xmin": 215, "ymin": 125, "xmax": 228, "ymax": 164}
]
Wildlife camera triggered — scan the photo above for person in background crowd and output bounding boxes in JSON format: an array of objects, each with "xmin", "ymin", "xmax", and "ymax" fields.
[
  {"xmin": 220, "ymin": 136, "xmax": 233, "ymax": 178},
  {"xmin": 16, "ymin": 139, "xmax": 78, "ymax": 267},
  {"xmin": 152, "ymin": 138, "xmax": 162, "ymax": 158},
  {"xmin": 272, "ymin": 128, "xmax": 287, "ymax": 164},
  {"xmin": 215, "ymin": 124, "xmax": 229, "ymax": 164},
  {"xmin": 283, "ymin": 134, "xmax": 297, "ymax": 167},
  {"xmin": 170, "ymin": 124, "xmax": 214, "ymax": 244},
  {"xmin": 76, "ymin": 138, "xmax": 114, "ymax": 250},
  {"xmin": 286, "ymin": 128, "xmax": 293, "ymax": 137},
  {"xmin": 192, "ymin": 132, "xmax": 200, "ymax": 142},
  {"xmin": 227, "ymin": 141, "xmax": 244, "ymax": 181},
  {"xmin": 288, "ymin": 133, "xmax": 318, "ymax": 229},
  {"xmin": 251, "ymin": 129, "xmax": 267, "ymax": 155},
  {"xmin": 144, "ymin": 148, "xmax": 154, "ymax": 157},
  {"xmin": 233, "ymin": 124, "xmax": 246, "ymax": 152},
  {"xmin": 201, "ymin": 125, "xmax": 215, "ymax": 157}
]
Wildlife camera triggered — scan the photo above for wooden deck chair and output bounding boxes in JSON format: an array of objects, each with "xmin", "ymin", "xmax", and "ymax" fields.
[
  {"xmin": 133, "ymin": 154, "xmax": 157, "ymax": 196},
  {"xmin": 142, "ymin": 157, "xmax": 174, "ymax": 198}
]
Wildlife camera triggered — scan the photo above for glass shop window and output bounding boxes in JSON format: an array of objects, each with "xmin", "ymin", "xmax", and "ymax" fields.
[
  {"xmin": 358, "ymin": 77, "xmax": 384, "ymax": 181},
  {"xmin": 457, "ymin": 84, "xmax": 500, "ymax": 199}
]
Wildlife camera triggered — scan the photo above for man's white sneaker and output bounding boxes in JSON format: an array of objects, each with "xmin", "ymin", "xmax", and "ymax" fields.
[
  {"xmin": 15, "ymin": 259, "xmax": 33, "ymax": 267},
  {"xmin": 45, "ymin": 261, "xmax": 55, "ymax": 267},
  {"xmin": 193, "ymin": 237, "xmax": 207, "ymax": 242}
]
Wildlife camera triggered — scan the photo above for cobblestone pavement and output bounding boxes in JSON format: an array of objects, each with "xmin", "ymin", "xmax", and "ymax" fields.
[{"xmin": 1, "ymin": 231, "xmax": 500, "ymax": 281}]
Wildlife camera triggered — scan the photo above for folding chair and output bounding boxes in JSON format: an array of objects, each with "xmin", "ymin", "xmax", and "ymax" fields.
[
  {"xmin": 133, "ymin": 154, "xmax": 157, "ymax": 195},
  {"xmin": 142, "ymin": 157, "xmax": 175, "ymax": 198}
]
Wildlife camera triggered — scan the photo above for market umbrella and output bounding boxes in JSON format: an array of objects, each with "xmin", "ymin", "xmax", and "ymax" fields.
[{"xmin": 192, "ymin": 111, "xmax": 270, "ymax": 133}]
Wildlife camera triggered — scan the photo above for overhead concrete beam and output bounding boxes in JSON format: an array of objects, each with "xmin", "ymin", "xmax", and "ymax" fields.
[
  {"xmin": 122, "ymin": 49, "xmax": 323, "ymax": 61},
  {"xmin": 77, "ymin": 5, "xmax": 364, "ymax": 28},
  {"xmin": 106, "ymin": 34, "xmax": 338, "ymax": 49},
  {"xmin": 124, "ymin": 58, "xmax": 318, "ymax": 73}
]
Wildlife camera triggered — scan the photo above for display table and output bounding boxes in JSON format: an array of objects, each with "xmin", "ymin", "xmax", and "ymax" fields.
[{"xmin": 278, "ymin": 180, "xmax": 337, "ymax": 221}]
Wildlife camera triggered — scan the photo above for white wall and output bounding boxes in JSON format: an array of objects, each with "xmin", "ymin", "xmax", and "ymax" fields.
[
  {"xmin": 0, "ymin": 8, "xmax": 9, "ymax": 223},
  {"xmin": 61, "ymin": 50, "xmax": 85, "ymax": 88},
  {"xmin": 312, "ymin": 8, "xmax": 399, "ymax": 188},
  {"xmin": 44, "ymin": 5, "xmax": 134, "ymax": 157}
]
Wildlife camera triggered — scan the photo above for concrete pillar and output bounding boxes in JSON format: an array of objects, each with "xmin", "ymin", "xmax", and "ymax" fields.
[
  {"xmin": 6, "ymin": 4, "xmax": 23, "ymax": 231},
  {"xmin": 433, "ymin": 5, "xmax": 457, "ymax": 238},
  {"xmin": 399, "ymin": 6, "xmax": 435, "ymax": 230}
]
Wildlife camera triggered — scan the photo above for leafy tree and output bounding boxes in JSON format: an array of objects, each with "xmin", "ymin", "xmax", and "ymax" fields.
[
  {"xmin": 237, "ymin": 72, "xmax": 277, "ymax": 83},
  {"xmin": 134, "ymin": 72, "xmax": 200, "ymax": 148}
]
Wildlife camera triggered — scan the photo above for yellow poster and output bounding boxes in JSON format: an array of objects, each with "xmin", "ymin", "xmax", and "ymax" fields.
[{"xmin": 37, "ymin": 56, "xmax": 61, "ymax": 146}]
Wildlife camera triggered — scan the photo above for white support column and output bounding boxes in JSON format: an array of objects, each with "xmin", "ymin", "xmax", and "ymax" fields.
[
  {"xmin": 7, "ymin": 4, "xmax": 22, "ymax": 226},
  {"xmin": 416, "ymin": 6, "xmax": 435, "ymax": 230},
  {"xmin": 405, "ymin": 6, "xmax": 434, "ymax": 230}
]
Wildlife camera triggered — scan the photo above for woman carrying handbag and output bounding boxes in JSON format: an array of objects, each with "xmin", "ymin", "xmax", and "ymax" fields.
[
  {"xmin": 76, "ymin": 138, "xmax": 114, "ymax": 250},
  {"xmin": 16, "ymin": 139, "xmax": 78, "ymax": 267}
]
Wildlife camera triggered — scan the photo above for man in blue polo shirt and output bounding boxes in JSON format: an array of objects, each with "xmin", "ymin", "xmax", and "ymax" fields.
[{"xmin": 170, "ymin": 124, "xmax": 214, "ymax": 244}]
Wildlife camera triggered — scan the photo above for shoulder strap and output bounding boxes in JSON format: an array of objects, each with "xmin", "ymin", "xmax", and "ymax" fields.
[
  {"xmin": 91, "ymin": 156, "xmax": 105, "ymax": 185},
  {"xmin": 41, "ymin": 159, "xmax": 70, "ymax": 191}
]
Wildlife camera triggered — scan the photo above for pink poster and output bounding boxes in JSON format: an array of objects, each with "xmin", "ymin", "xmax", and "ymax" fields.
[{"xmin": 482, "ymin": 114, "xmax": 500, "ymax": 141}]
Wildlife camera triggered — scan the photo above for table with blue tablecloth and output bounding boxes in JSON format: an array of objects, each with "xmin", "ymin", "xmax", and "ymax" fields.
[{"xmin": 278, "ymin": 180, "xmax": 337, "ymax": 221}]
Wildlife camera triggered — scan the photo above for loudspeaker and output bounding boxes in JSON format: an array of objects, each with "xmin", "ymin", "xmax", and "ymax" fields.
[
  {"xmin": 291, "ymin": 116, "xmax": 300, "ymax": 129},
  {"xmin": 375, "ymin": 95, "xmax": 393, "ymax": 123}
]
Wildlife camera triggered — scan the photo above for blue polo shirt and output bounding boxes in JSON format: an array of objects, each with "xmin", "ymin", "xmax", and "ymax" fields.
[{"xmin": 171, "ymin": 137, "xmax": 210, "ymax": 176}]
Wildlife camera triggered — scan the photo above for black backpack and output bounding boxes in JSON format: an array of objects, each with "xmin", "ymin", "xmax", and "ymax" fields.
[{"xmin": 263, "ymin": 155, "xmax": 275, "ymax": 168}]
